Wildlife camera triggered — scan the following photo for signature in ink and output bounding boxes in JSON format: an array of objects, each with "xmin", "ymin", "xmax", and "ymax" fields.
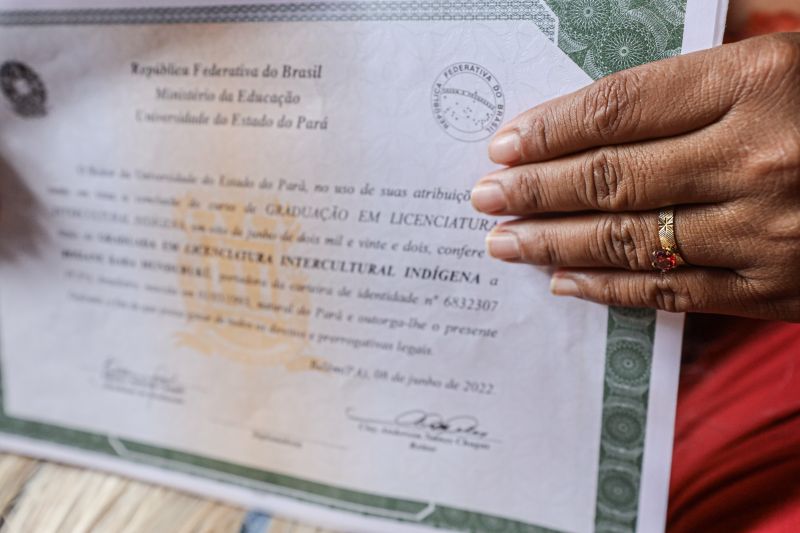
[{"xmin": 346, "ymin": 407, "xmax": 488, "ymax": 438}]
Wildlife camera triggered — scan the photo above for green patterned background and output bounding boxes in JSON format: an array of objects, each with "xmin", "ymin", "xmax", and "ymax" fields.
[{"xmin": 547, "ymin": 0, "xmax": 688, "ymax": 79}]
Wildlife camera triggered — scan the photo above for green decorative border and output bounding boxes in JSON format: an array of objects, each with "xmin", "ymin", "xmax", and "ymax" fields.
[
  {"xmin": 0, "ymin": 1, "xmax": 687, "ymax": 531},
  {"xmin": 594, "ymin": 308, "xmax": 657, "ymax": 533},
  {"xmin": 546, "ymin": 0, "xmax": 687, "ymax": 79}
]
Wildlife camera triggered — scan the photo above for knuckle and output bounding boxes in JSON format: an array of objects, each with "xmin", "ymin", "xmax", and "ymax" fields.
[
  {"xmin": 788, "ymin": 133, "xmax": 800, "ymax": 168},
  {"xmin": 582, "ymin": 72, "xmax": 641, "ymax": 138},
  {"xmin": 599, "ymin": 278, "xmax": 621, "ymax": 305},
  {"xmin": 733, "ymin": 276, "xmax": 787, "ymax": 319},
  {"xmin": 646, "ymin": 276, "xmax": 698, "ymax": 313},
  {"xmin": 762, "ymin": 207, "xmax": 800, "ymax": 252},
  {"xmin": 757, "ymin": 34, "xmax": 800, "ymax": 78},
  {"xmin": 742, "ymin": 134, "xmax": 800, "ymax": 189},
  {"xmin": 511, "ymin": 166, "xmax": 549, "ymax": 211},
  {"xmin": 779, "ymin": 210, "xmax": 800, "ymax": 244},
  {"xmin": 738, "ymin": 35, "xmax": 800, "ymax": 97},
  {"xmin": 597, "ymin": 216, "xmax": 647, "ymax": 270},
  {"xmin": 518, "ymin": 115, "xmax": 552, "ymax": 158},
  {"xmin": 540, "ymin": 235, "xmax": 561, "ymax": 266},
  {"xmin": 777, "ymin": 134, "xmax": 800, "ymax": 175},
  {"xmin": 582, "ymin": 148, "xmax": 633, "ymax": 210},
  {"xmin": 519, "ymin": 228, "xmax": 560, "ymax": 266}
]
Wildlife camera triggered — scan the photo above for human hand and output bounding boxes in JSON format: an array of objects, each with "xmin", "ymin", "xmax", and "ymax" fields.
[{"xmin": 471, "ymin": 33, "xmax": 800, "ymax": 321}]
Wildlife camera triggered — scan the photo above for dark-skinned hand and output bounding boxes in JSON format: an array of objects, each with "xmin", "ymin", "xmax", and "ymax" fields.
[{"xmin": 472, "ymin": 33, "xmax": 800, "ymax": 322}]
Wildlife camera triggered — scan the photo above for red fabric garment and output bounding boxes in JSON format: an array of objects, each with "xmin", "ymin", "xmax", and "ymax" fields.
[
  {"xmin": 668, "ymin": 318, "xmax": 800, "ymax": 532},
  {"xmin": 666, "ymin": 11, "xmax": 800, "ymax": 532},
  {"xmin": 726, "ymin": 11, "xmax": 800, "ymax": 42}
]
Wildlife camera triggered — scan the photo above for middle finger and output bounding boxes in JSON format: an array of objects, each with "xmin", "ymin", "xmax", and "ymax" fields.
[{"xmin": 471, "ymin": 131, "xmax": 742, "ymax": 217}]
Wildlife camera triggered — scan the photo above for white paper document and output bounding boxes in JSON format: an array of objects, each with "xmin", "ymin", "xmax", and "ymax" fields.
[{"xmin": 0, "ymin": 1, "xmax": 726, "ymax": 532}]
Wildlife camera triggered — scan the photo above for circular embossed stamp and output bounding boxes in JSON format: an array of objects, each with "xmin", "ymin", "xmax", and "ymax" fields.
[
  {"xmin": 1, "ymin": 61, "xmax": 47, "ymax": 118},
  {"xmin": 431, "ymin": 62, "xmax": 504, "ymax": 142}
]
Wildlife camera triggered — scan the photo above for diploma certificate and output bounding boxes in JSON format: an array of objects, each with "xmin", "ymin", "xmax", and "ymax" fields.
[{"xmin": 0, "ymin": 1, "xmax": 727, "ymax": 532}]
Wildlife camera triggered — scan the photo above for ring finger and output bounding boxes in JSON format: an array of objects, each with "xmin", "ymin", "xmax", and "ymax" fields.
[{"xmin": 485, "ymin": 205, "xmax": 745, "ymax": 271}]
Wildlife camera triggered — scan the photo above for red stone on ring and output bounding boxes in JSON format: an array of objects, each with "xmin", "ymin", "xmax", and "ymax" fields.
[{"xmin": 652, "ymin": 249, "xmax": 678, "ymax": 272}]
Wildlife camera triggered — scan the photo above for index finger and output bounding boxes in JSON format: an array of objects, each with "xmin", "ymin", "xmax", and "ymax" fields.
[{"xmin": 488, "ymin": 44, "xmax": 740, "ymax": 165}]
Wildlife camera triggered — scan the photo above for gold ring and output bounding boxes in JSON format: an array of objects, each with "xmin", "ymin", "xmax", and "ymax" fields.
[{"xmin": 651, "ymin": 207, "xmax": 686, "ymax": 272}]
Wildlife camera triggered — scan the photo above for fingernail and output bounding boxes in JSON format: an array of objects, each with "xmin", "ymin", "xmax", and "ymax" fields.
[
  {"xmin": 486, "ymin": 231, "xmax": 520, "ymax": 260},
  {"xmin": 488, "ymin": 132, "xmax": 521, "ymax": 164},
  {"xmin": 550, "ymin": 274, "xmax": 580, "ymax": 297},
  {"xmin": 471, "ymin": 182, "xmax": 507, "ymax": 213}
]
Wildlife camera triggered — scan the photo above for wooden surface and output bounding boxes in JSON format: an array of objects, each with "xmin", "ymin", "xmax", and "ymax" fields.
[{"xmin": 0, "ymin": 454, "xmax": 337, "ymax": 533}]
